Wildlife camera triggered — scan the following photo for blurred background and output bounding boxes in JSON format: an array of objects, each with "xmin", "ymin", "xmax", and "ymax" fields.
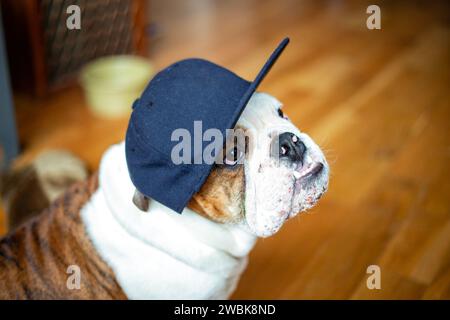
[{"xmin": 0, "ymin": 0, "xmax": 449, "ymax": 299}]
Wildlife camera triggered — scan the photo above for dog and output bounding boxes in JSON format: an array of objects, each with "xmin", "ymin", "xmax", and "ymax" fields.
[{"xmin": 0, "ymin": 92, "xmax": 329, "ymax": 299}]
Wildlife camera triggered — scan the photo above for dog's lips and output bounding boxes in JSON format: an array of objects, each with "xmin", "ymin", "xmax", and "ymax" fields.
[
  {"xmin": 293, "ymin": 161, "xmax": 323, "ymax": 183},
  {"xmin": 287, "ymin": 160, "xmax": 326, "ymax": 218}
]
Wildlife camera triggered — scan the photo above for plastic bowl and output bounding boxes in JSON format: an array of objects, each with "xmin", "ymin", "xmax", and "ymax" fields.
[{"xmin": 80, "ymin": 55, "xmax": 153, "ymax": 118}]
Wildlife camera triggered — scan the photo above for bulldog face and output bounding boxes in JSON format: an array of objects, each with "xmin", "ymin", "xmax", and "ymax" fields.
[{"xmin": 189, "ymin": 92, "xmax": 329, "ymax": 237}]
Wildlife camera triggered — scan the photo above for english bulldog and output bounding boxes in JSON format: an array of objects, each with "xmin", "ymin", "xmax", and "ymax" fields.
[{"xmin": 0, "ymin": 92, "xmax": 329, "ymax": 299}]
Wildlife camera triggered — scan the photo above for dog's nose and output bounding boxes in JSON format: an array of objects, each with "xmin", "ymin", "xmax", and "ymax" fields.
[{"xmin": 277, "ymin": 132, "xmax": 306, "ymax": 162}]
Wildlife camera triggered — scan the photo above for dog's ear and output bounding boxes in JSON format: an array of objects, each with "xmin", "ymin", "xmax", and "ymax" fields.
[{"xmin": 132, "ymin": 189, "xmax": 150, "ymax": 212}]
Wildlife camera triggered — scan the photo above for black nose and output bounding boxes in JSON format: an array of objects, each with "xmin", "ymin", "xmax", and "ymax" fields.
[{"xmin": 277, "ymin": 132, "xmax": 306, "ymax": 162}]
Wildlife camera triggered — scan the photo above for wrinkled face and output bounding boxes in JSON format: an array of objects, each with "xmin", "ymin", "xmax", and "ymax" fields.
[{"xmin": 189, "ymin": 92, "xmax": 329, "ymax": 237}]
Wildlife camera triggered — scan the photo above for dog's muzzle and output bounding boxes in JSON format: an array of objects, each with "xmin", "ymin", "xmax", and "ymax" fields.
[{"xmin": 270, "ymin": 131, "xmax": 324, "ymax": 182}]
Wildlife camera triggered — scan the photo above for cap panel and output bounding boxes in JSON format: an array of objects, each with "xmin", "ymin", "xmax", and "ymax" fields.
[
  {"xmin": 126, "ymin": 120, "xmax": 206, "ymax": 213},
  {"xmin": 126, "ymin": 59, "xmax": 251, "ymax": 212},
  {"xmin": 132, "ymin": 59, "xmax": 251, "ymax": 159}
]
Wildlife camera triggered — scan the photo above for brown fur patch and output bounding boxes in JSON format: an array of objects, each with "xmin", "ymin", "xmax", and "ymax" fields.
[
  {"xmin": 0, "ymin": 174, "xmax": 127, "ymax": 299},
  {"xmin": 189, "ymin": 164, "xmax": 245, "ymax": 224},
  {"xmin": 188, "ymin": 125, "xmax": 248, "ymax": 224}
]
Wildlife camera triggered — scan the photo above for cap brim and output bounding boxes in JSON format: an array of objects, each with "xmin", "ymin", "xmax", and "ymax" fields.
[
  {"xmin": 226, "ymin": 37, "xmax": 290, "ymax": 131},
  {"xmin": 251, "ymin": 37, "xmax": 290, "ymax": 89}
]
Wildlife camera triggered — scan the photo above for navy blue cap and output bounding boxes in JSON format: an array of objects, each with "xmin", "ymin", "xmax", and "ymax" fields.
[{"xmin": 126, "ymin": 37, "xmax": 289, "ymax": 213}]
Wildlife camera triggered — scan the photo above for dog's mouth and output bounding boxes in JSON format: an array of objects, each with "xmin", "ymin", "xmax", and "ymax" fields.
[
  {"xmin": 243, "ymin": 156, "xmax": 328, "ymax": 238},
  {"xmin": 293, "ymin": 161, "xmax": 324, "ymax": 184},
  {"xmin": 288, "ymin": 158, "xmax": 327, "ymax": 214}
]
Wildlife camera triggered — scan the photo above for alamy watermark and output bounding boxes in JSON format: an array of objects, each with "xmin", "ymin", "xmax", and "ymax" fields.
[
  {"xmin": 66, "ymin": 264, "xmax": 81, "ymax": 290},
  {"xmin": 170, "ymin": 121, "xmax": 296, "ymax": 166},
  {"xmin": 366, "ymin": 265, "xmax": 381, "ymax": 290},
  {"xmin": 366, "ymin": 5, "xmax": 381, "ymax": 30},
  {"xmin": 66, "ymin": 5, "xmax": 81, "ymax": 30}
]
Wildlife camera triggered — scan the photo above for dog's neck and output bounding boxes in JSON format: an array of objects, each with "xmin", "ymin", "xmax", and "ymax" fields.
[
  {"xmin": 81, "ymin": 142, "xmax": 256, "ymax": 298},
  {"xmin": 100, "ymin": 142, "xmax": 256, "ymax": 257}
]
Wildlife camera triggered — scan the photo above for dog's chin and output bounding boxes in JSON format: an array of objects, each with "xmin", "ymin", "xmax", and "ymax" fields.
[{"xmin": 243, "ymin": 161, "xmax": 328, "ymax": 238}]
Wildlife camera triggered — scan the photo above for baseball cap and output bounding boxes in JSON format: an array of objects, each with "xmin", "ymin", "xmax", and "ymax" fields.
[{"xmin": 126, "ymin": 37, "xmax": 289, "ymax": 213}]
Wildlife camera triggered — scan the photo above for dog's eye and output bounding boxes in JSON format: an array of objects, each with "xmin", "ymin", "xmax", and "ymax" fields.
[
  {"xmin": 224, "ymin": 146, "xmax": 244, "ymax": 166},
  {"xmin": 277, "ymin": 108, "xmax": 285, "ymax": 118}
]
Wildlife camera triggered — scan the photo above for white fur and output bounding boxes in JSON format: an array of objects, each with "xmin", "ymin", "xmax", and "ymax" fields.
[{"xmin": 81, "ymin": 143, "xmax": 256, "ymax": 299}]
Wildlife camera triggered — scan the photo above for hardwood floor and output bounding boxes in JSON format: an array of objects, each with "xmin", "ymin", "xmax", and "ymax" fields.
[{"xmin": 2, "ymin": 0, "xmax": 449, "ymax": 299}]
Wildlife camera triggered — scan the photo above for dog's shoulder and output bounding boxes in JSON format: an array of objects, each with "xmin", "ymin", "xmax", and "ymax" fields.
[{"xmin": 0, "ymin": 173, "xmax": 127, "ymax": 299}]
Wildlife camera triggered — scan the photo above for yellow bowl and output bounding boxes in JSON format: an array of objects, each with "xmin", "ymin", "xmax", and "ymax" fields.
[{"xmin": 80, "ymin": 55, "xmax": 153, "ymax": 118}]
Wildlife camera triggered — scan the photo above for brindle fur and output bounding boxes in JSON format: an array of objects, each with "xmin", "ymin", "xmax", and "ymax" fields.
[{"xmin": 0, "ymin": 174, "xmax": 126, "ymax": 299}]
